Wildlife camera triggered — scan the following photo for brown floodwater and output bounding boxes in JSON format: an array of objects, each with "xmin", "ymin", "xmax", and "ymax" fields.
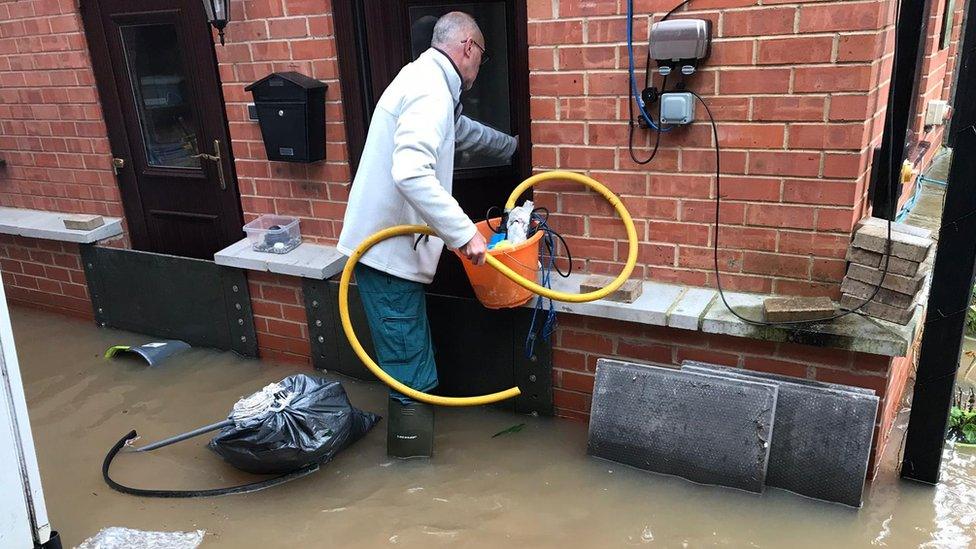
[{"xmin": 16, "ymin": 307, "xmax": 976, "ymax": 548}]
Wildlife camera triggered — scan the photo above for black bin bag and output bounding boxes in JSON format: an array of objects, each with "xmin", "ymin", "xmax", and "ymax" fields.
[{"xmin": 208, "ymin": 374, "xmax": 380, "ymax": 474}]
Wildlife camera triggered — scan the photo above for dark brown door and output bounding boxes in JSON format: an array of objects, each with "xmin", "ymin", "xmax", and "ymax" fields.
[
  {"xmin": 356, "ymin": 0, "xmax": 531, "ymax": 296},
  {"xmin": 82, "ymin": 0, "xmax": 243, "ymax": 259}
]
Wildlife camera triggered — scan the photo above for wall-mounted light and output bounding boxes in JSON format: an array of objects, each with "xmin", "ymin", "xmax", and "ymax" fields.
[{"xmin": 202, "ymin": 0, "xmax": 230, "ymax": 45}]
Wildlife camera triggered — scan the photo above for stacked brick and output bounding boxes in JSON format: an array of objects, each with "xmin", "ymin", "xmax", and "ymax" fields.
[{"xmin": 840, "ymin": 218, "xmax": 933, "ymax": 325}]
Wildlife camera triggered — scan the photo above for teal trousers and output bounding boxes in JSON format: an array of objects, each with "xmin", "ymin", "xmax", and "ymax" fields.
[{"xmin": 354, "ymin": 263, "xmax": 437, "ymax": 404}]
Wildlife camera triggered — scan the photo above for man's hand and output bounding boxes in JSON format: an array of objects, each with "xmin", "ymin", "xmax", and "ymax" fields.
[{"xmin": 459, "ymin": 232, "xmax": 487, "ymax": 266}]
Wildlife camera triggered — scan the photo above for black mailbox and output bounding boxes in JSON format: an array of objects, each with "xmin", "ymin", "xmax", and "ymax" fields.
[{"xmin": 245, "ymin": 71, "xmax": 327, "ymax": 163}]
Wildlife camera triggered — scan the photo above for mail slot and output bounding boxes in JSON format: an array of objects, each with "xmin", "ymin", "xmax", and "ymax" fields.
[{"xmin": 245, "ymin": 71, "xmax": 327, "ymax": 163}]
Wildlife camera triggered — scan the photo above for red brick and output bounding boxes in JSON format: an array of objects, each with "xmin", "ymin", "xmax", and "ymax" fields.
[
  {"xmin": 812, "ymin": 258, "xmax": 847, "ymax": 282},
  {"xmin": 720, "ymin": 69, "xmax": 791, "ymax": 94},
  {"xmin": 676, "ymin": 347, "xmax": 739, "ymax": 367},
  {"xmin": 716, "ymin": 124, "xmax": 785, "ymax": 148},
  {"xmin": 638, "ymin": 243, "xmax": 676, "ymax": 266},
  {"xmin": 754, "ymin": 97, "xmax": 826, "ymax": 122},
  {"xmin": 745, "ymin": 203, "xmax": 816, "ymax": 229},
  {"xmin": 557, "ymin": 370, "xmax": 596, "ymax": 393},
  {"xmin": 558, "ymin": 147, "xmax": 615, "ymax": 169},
  {"xmin": 558, "ymin": 46, "xmax": 617, "ymax": 70},
  {"xmin": 742, "ymin": 251, "xmax": 810, "ymax": 278},
  {"xmin": 758, "ymin": 36, "xmax": 834, "ymax": 64},
  {"xmin": 647, "ymin": 221, "xmax": 710, "ymax": 246},
  {"xmin": 561, "ymin": 1, "xmax": 620, "ymax": 17},
  {"xmin": 716, "ymin": 225, "xmax": 777, "ymax": 251},
  {"xmin": 838, "ymin": 33, "xmax": 882, "ymax": 62},
  {"xmin": 795, "ymin": 65, "xmax": 874, "ymax": 93},
  {"xmin": 783, "ymin": 179, "xmax": 857, "ymax": 206},
  {"xmin": 532, "ymin": 122, "xmax": 585, "ymax": 145},
  {"xmin": 616, "ymin": 340, "xmax": 673, "ymax": 365},
  {"xmin": 743, "ymin": 356, "xmax": 808, "ymax": 378},
  {"xmin": 559, "ymin": 97, "xmax": 616, "ymax": 120},
  {"xmin": 530, "ymin": 72, "xmax": 584, "ymax": 96},
  {"xmin": 722, "ymin": 177, "xmax": 785, "ymax": 206},
  {"xmin": 708, "ymin": 39, "xmax": 755, "ymax": 65},
  {"xmin": 749, "ymin": 151, "xmax": 821, "ymax": 177},
  {"xmin": 814, "ymin": 368, "xmax": 887, "ymax": 394},
  {"xmin": 560, "ymin": 329, "xmax": 614, "ymax": 354},
  {"xmin": 268, "ymin": 18, "xmax": 309, "ymax": 39},
  {"xmin": 829, "ymin": 94, "xmax": 874, "ymax": 121},
  {"xmin": 586, "ymin": 71, "xmax": 630, "ymax": 96},
  {"xmin": 529, "ymin": 21, "xmax": 584, "ymax": 45},
  {"xmin": 723, "ymin": 8, "xmax": 796, "ymax": 37},
  {"xmin": 778, "ymin": 230, "xmax": 850, "ymax": 258},
  {"xmin": 648, "ymin": 174, "xmax": 713, "ymax": 199},
  {"xmin": 552, "ymin": 349, "xmax": 590, "ymax": 372},
  {"xmin": 788, "ymin": 124, "xmax": 866, "ymax": 150},
  {"xmin": 799, "ymin": 2, "xmax": 884, "ymax": 33},
  {"xmin": 553, "ymin": 389, "xmax": 591, "ymax": 413}
]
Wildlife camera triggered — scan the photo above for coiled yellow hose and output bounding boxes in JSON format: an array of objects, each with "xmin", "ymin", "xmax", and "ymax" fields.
[{"xmin": 337, "ymin": 171, "xmax": 639, "ymax": 406}]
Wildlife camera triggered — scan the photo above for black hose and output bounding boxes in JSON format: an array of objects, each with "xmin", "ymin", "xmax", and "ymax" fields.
[{"xmin": 102, "ymin": 430, "xmax": 319, "ymax": 498}]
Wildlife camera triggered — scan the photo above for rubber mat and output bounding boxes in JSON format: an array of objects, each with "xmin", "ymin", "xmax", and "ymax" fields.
[
  {"xmin": 588, "ymin": 359, "xmax": 778, "ymax": 493},
  {"xmin": 683, "ymin": 361, "xmax": 879, "ymax": 507}
]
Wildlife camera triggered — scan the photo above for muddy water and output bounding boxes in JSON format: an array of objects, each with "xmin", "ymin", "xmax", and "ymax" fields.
[{"xmin": 15, "ymin": 308, "xmax": 976, "ymax": 548}]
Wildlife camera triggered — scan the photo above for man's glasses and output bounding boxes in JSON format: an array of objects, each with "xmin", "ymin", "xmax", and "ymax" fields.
[{"xmin": 465, "ymin": 38, "xmax": 490, "ymax": 66}]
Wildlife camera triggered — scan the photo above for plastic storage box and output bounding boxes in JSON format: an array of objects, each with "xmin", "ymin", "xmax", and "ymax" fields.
[{"xmin": 244, "ymin": 215, "xmax": 302, "ymax": 254}]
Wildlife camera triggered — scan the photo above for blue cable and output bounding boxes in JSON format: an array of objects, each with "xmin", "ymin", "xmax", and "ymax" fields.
[
  {"xmin": 525, "ymin": 212, "xmax": 563, "ymax": 359},
  {"xmin": 627, "ymin": 0, "xmax": 671, "ymax": 132}
]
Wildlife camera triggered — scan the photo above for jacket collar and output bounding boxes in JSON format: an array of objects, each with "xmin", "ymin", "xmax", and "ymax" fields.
[{"xmin": 424, "ymin": 47, "xmax": 463, "ymax": 104}]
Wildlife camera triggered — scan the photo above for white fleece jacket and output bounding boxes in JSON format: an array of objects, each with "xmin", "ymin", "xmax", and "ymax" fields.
[{"xmin": 337, "ymin": 48, "xmax": 517, "ymax": 283}]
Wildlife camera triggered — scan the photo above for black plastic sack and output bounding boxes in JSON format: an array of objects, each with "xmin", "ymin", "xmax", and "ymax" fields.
[{"xmin": 208, "ymin": 375, "xmax": 380, "ymax": 474}]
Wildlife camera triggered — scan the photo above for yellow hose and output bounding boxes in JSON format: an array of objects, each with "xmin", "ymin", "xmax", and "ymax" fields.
[{"xmin": 337, "ymin": 170, "xmax": 639, "ymax": 407}]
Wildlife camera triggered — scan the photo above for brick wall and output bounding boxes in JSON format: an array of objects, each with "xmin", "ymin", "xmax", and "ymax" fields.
[
  {"xmin": 216, "ymin": 0, "xmax": 350, "ymax": 244},
  {"xmin": 0, "ymin": 234, "xmax": 91, "ymax": 318},
  {"xmin": 0, "ymin": 0, "xmax": 121, "ymax": 217},
  {"xmin": 528, "ymin": 0, "xmax": 904, "ymax": 298},
  {"xmin": 247, "ymin": 271, "xmax": 311, "ymax": 364},
  {"xmin": 549, "ymin": 312, "xmax": 908, "ymax": 475},
  {"xmin": 0, "ymin": 0, "xmax": 121, "ymax": 316}
]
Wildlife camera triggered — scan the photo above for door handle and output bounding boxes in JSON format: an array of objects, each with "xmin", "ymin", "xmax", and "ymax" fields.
[
  {"xmin": 112, "ymin": 157, "xmax": 126, "ymax": 175},
  {"xmin": 191, "ymin": 139, "xmax": 227, "ymax": 190}
]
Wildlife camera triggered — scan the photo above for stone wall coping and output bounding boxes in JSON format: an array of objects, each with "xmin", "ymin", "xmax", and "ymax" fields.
[
  {"xmin": 214, "ymin": 238, "xmax": 345, "ymax": 280},
  {"xmin": 214, "ymin": 238, "xmax": 918, "ymax": 358},
  {"xmin": 0, "ymin": 207, "xmax": 123, "ymax": 244}
]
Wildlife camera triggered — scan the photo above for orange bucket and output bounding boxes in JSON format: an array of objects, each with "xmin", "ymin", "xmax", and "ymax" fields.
[{"xmin": 458, "ymin": 218, "xmax": 542, "ymax": 309}]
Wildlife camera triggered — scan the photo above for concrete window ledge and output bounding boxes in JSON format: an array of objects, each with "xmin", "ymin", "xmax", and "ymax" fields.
[
  {"xmin": 0, "ymin": 207, "xmax": 123, "ymax": 244},
  {"xmin": 542, "ymin": 273, "xmax": 922, "ymax": 358},
  {"xmin": 214, "ymin": 238, "xmax": 346, "ymax": 280}
]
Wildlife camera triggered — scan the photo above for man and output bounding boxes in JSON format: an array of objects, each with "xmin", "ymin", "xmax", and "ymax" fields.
[{"xmin": 337, "ymin": 12, "xmax": 517, "ymax": 457}]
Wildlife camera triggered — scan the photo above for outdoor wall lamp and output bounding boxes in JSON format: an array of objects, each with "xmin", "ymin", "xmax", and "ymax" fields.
[{"xmin": 202, "ymin": 0, "xmax": 230, "ymax": 45}]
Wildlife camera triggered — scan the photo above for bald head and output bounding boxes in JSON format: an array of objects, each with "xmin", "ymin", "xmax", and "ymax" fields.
[
  {"xmin": 428, "ymin": 11, "xmax": 486, "ymax": 91},
  {"xmin": 431, "ymin": 11, "xmax": 482, "ymax": 49}
]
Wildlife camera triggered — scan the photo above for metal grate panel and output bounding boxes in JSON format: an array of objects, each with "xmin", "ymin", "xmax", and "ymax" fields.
[{"xmin": 589, "ymin": 359, "xmax": 778, "ymax": 493}]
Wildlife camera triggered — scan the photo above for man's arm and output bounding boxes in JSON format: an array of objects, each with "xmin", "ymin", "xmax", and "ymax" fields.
[
  {"xmin": 390, "ymin": 91, "xmax": 477, "ymax": 251},
  {"xmin": 455, "ymin": 115, "xmax": 517, "ymax": 160}
]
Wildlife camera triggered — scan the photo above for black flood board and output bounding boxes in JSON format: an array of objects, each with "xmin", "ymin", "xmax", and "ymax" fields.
[
  {"xmin": 81, "ymin": 245, "xmax": 257, "ymax": 357},
  {"xmin": 303, "ymin": 278, "xmax": 553, "ymax": 416},
  {"xmin": 683, "ymin": 361, "xmax": 879, "ymax": 507},
  {"xmin": 588, "ymin": 358, "xmax": 778, "ymax": 493}
]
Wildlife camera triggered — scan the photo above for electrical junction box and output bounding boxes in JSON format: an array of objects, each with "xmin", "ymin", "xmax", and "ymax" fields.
[
  {"xmin": 925, "ymin": 100, "xmax": 950, "ymax": 126},
  {"xmin": 660, "ymin": 92, "xmax": 695, "ymax": 125},
  {"xmin": 649, "ymin": 19, "xmax": 711, "ymax": 72}
]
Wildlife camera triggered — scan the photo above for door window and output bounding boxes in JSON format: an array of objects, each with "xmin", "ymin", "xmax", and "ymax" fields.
[
  {"xmin": 120, "ymin": 24, "xmax": 201, "ymax": 168},
  {"xmin": 407, "ymin": 3, "xmax": 512, "ymax": 169}
]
